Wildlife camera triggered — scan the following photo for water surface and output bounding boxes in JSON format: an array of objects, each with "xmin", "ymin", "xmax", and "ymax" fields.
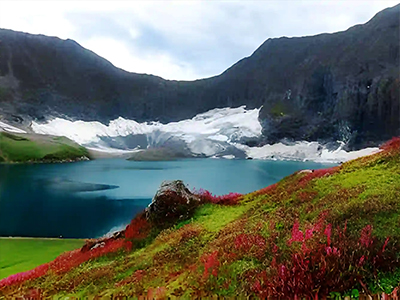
[{"xmin": 0, "ymin": 159, "xmax": 335, "ymax": 238}]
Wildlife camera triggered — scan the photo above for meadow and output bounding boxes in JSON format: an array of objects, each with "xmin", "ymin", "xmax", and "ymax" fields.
[
  {"xmin": 0, "ymin": 132, "xmax": 89, "ymax": 163},
  {"xmin": 0, "ymin": 238, "xmax": 84, "ymax": 280}
]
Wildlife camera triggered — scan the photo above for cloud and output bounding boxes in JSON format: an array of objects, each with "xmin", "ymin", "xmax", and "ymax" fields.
[
  {"xmin": 0, "ymin": 0, "xmax": 398, "ymax": 80},
  {"xmin": 82, "ymin": 36, "xmax": 198, "ymax": 80}
]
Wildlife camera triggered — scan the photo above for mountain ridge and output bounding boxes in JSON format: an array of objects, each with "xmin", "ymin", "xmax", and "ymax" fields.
[{"xmin": 0, "ymin": 4, "xmax": 399, "ymax": 149}]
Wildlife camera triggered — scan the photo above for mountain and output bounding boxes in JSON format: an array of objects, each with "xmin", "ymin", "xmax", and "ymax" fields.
[
  {"xmin": 0, "ymin": 4, "xmax": 399, "ymax": 149},
  {"xmin": 220, "ymin": 5, "xmax": 400, "ymax": 148},
  {"xmin": 1, "ymin": 138, "xmax": 400, "ymax": 298}
]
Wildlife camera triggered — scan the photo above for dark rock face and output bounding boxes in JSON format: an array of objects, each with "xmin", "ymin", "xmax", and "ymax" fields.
[
  {"xmin": 254, "ymin": 6, "xmax": 400, "ymax": 149},
  {"xmin": 212, "ymin": 4, "xmax": 400, "ymax": 149},
  {"xmin": 0, "ymin": 5, "xmax": 398, "ymax": 149},
  {"xmin": 145, "ymin": 180, "xmax": 201, "ymax": 227}
]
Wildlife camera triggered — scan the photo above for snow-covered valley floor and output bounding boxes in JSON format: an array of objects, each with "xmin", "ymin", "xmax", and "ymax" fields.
[{"xmin": 12, "ymin": 106, "xmax": 379, "ymax": 163}]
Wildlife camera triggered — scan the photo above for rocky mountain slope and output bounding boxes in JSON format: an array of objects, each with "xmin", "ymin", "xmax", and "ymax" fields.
[
  {"xmin": 0, "ymin": 5, "xmax": 398, "ymax": 149},
  {"xmin": 1, "ymin": 138, "xmax": 399, "ymax": 298}
]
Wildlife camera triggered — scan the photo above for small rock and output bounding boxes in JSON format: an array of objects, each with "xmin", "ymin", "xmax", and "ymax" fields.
[
  {"xmin": 298, "ymin": 169, "xmax": 313, "ymax": 174},
  {"xmin": 91, "ymin": 242, "xmax": 105, "ymax": 250}
]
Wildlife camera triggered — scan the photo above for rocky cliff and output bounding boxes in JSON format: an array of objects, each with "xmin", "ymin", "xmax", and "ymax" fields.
[{"xmin": 0, "ymin": 4, "xmax": 398, "ymax": 149}]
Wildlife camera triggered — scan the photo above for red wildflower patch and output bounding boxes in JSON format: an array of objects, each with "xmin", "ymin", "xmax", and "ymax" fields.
[
  {"xmin": 125, "ymin": 241, "xmax": 133, "ymax": 251},
  {"xmin": 50, "ymin": 238, "xmax": 126, "ymax": 274},
  {"xmin": 324, "ymin": 224, "xmax": 332, "ymax": 246},
  {"xmin": 0, "ymin": 238, "xmax": 127, "ymax": 288},
  {"xmin": 297, "ymin": 190, "xmax": 318, "ymax": 202},
  {"xmin": 125, "ymin": 213, "xmax": 151, "ymax": 241},
  {"xmin": 147, "ymin": 286, "xmax": 167, "ymax": 300},
  {"xmin": 359, "ymin": 224, "xmax": 373, "ymax": 247},
  {"xmin": 201, "ymin": 250, "xmax": 220, "ymax": 278},
  {"xmin": 24, "ymin": 288, "xmax": 43, "ymax": 300},
  {"xmin": 298, "ymin": 167, "xmax": 339, "ymax": 187},
  {"xmin": 288, "ymin": 220, "xmax": 304, "ymax": 245},
  {"xmin": 252, "ymin": 221, "xmax": 398, "ymax": 299},
  {"xmin": 234, "ymin": 234, "xmax": 266, "ymax": 259},
  {"xmin": 0, "ymin": 263, "xmax": 49, "ymax": 289},
  {"xmin": 194, "ymin": 188, "xmax": 242, "ymax": 205},
  {"xmin": 167, "ymin": 270, "xmax": 183, "ymax": 280},
  {"xmin": 253, "ymin": 183, "xmax": 278, "ymax": 197},
  {"xmin": 380, "ymin": 137, "xmax": 400, "ymax": 153},
  {"xmin": 116, "ymin": 269, "xmax": 146, "ymax": 286}
]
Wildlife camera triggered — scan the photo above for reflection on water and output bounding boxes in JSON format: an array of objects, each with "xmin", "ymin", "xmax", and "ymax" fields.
[
  {"xmin": 41, "ymin": 179, "xmax": 119, "ymax": 193},
  {"xmin": 0, "ymin": 159, "xmax": 335, "ymax": 238}
]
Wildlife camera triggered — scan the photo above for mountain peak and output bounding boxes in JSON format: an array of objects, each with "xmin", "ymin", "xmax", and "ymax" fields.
[{"xmin": 365, "ymin": 3, "xmax": 400, "ymax": 29}]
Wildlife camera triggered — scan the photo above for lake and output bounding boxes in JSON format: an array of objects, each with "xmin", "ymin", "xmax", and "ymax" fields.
[{"xmin": 0, "ymin": 159, "xmax": 335, "ymax": 238}]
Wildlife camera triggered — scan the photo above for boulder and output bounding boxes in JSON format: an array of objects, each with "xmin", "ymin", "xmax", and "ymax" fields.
[{"xmin": 146, "ymin": 180, "xmax": 201, "ymax": 227}]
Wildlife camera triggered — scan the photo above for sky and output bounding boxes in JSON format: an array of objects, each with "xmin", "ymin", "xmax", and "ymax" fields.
[{"xmin": 0, "ymin": 1, "xmax": 398, "ymax": 80}]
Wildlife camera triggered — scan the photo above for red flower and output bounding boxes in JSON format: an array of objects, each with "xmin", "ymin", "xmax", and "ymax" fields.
[
  {"xmin": 288, "ymin": 220, "xmax": 304, "ymax": 245},
  {"xmin": 201, "ymin": 251, "xmax": 220, "ymax": 278}
]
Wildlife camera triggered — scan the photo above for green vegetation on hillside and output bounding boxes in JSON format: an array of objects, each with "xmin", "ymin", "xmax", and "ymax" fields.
[
  {"xmin": 0, "ymin": 238, "xmax": 84, "ymax": 280},
  {"xmin": 0, "ymin": 132, "xmax": 89, "ymax": 163},
  {"xmin": 1, "ymin": 138, "xmax": 399, "ymax": 299}
]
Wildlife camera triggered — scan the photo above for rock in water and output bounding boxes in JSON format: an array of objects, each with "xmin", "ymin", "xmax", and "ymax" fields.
[{"xmin": 146, "ymin": 180, "xmax": 201, "ymax": 227}]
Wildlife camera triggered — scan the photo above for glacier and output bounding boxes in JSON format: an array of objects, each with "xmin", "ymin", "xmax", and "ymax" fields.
[
  {"xmin": 0, "ymin": 121, "xmax": 26, "ymax": 134},
  {"xmin": 235, "ymin": 141, "xmax": 380, "ymax": 163},
  {"xmin": 30, "ymin": 106, "xmax": 379, "ymax": 163},
  {"xmin": 31, "ymin": 106, "xmax": 262, "ymax": 157}
]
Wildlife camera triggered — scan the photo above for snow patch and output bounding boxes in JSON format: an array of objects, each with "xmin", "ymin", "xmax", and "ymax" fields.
[
  {"xmin": 87, "ymin": 146, "xmax": 140, "ymax": 154},
  {"xmin": 0, "ymin": 121, "xmax": 26, "ymax": 134},
  {"xmin": 237, "ymin": 141, "xmax": 380, "ymax": 163},
  {"xmin": 31, "ymin": 106, "xmax": 380, "ymax": 163}
]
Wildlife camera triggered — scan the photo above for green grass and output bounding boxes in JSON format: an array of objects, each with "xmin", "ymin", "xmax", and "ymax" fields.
[
  {"xmin": 0, "ymin": 238, "xmax": 84, "ymax": 279},
  {"xmin": 0, "ymin": 132, "xmax": 89, "ymax": 163},
  {"xmin": 181, "ymin": 203, "xmax": 252, "ymax": 232},
  {"xmin": 308, "ymin": 156, "xmax": 400, "ymax": 238}
]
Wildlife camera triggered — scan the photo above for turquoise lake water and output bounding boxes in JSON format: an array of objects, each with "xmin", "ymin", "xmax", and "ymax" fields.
[{"xmin": 0, "ymin": 159, "xmax": 335, "ymax": 238}]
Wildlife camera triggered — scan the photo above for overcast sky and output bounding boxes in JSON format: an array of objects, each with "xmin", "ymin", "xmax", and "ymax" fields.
[{"xmin": 0, "ymin": 1, "xmax": 398, "ymax": 80}]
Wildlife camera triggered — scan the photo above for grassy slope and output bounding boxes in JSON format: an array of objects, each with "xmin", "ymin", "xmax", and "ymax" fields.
[
  {"xmin": 0, "ymin": 238, "xmax": 84, "ymax": 280},
  {"xmin": 0, "ymin": 132, "xmax": 89, "ymax": 163},
  {"xmin": 1, "ymin": 138, "xmax": 400, "ymax": 298}
]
